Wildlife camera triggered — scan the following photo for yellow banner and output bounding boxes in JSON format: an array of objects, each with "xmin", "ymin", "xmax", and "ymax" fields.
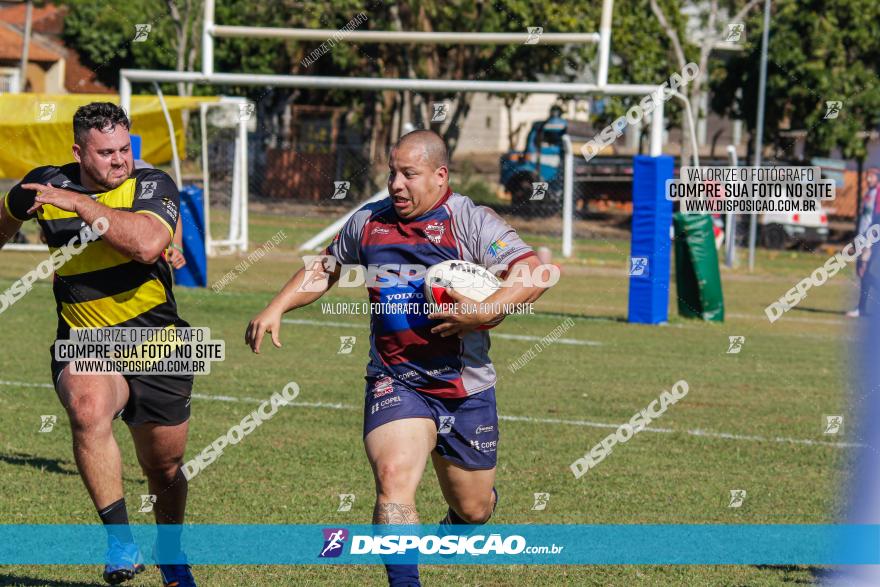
[{"xmin": 0, "ymin": 93, "xmax": 218, "ymax": 179}]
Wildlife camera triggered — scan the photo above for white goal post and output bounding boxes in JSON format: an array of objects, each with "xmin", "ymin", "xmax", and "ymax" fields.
[{"xmin": 199, "ymin": 97, "xmax": 251, "ymax": 255}]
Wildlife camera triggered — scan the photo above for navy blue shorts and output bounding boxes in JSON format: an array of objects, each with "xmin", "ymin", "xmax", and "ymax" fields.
[{"xmin": 363, "ymin": 376, "xmax": 499, "ymax": 470}]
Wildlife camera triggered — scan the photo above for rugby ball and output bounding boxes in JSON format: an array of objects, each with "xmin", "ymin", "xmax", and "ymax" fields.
[{"xmin": 424, "ymin": 259, "xmax": 502, "ymax": 320}]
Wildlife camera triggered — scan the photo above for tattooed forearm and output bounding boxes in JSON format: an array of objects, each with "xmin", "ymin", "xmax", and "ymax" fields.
[{"xmin": 373, "ymin": 502, "xmax": 419, "ymax": 525}]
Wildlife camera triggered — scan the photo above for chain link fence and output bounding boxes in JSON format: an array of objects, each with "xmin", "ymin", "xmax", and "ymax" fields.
[
  {"xmin": 184, "ymin": 104, "xmax": 380, "ymax": 214},
  {"xmin": 180, "ymin": 103, "xmax": 642, "ymax": 255},
  {"xmin": 249, "ymin": 105, "xmax": 378, "ymax": 207}
]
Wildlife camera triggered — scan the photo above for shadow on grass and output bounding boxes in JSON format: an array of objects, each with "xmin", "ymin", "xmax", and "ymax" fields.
[
  {"xmin": 0, "ymin": 452, "xmax": 77, "ymax": 475},
  {"xmin": 534, "ymin": 310, "xmax": 628, "ymax": 323},
  {"xmin": 790, "ymin": 305, "xmax": 847, "ymax": 317},
  {"xmin": 753, "ymin": 564, "xmax": 829, "ymax": 584}
]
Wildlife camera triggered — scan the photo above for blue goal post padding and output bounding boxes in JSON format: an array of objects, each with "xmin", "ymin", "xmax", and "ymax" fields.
[
  {"xmin": 627, "ymin": 155, "xmax": 674, "ymax": 324},
  {"xmin": 130, "ymin": 134, "xmax": 143, "ymax": 159},
  {"xmin": 173, "ymin": 185, "xmax": 208, "ymax": 288}
]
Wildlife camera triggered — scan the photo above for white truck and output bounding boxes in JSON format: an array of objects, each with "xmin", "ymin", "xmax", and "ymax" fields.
[{"xmin": 758, "ymin": 202, "xmax": 829, "ymax": 249}]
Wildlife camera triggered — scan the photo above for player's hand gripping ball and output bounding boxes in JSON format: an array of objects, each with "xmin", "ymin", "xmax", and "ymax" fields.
[{"xmin": 424, "ymin": 260, "xmax": 502, "ymax": 330}]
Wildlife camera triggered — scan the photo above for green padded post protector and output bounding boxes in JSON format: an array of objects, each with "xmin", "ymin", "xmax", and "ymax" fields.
[{"xmin": 673, "ymin": 212, "xmax": 725, "ymax": 321}]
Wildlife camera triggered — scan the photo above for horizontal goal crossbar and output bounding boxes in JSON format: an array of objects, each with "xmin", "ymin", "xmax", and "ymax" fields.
[
  {"xmin": 121, "ymin": 69, "xmax": 658, "ymax": 97},
  {"xmin": 211, "ymin": 26, "xmax": 600, "ymax": 45}
]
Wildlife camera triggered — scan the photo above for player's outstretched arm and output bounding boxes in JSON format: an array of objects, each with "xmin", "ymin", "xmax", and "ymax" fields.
[
  {"xmin": 245, "ymin": 257, "xmax": 341, "ymax": 354},
  {"xmin": 23, "ymin": 183, "xmax": 170, "ymax": 264},
  {"xmin": 0, "ymin": 204, "xmax": 23, "ymax": 249}
]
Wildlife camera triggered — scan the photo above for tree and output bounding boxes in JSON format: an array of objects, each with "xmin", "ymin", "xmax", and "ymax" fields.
[
  {"xmin": 163, "ymin": 0, "xmax": 202, "ymax": 97},
  {"xmin": 711, "ymin": 0, "xmax": 880, "ymax": 162},
  {"xmin": 304, "ymin": 0, "xmax": 602, "ymax": 161},
  {"xmin": 59, "ymin": 0, "xmax": 697, "ymax": 167},
  {"xmin": 61, "ymin": 0, "xmax": 163, "ymax": 89},
  {"xmin": 596, "ymin": 0, "xmax": 692, "ymax": 153},
  {"xmin": 649, "ymin": 0, "xmax": 762, "ymax": 164}
]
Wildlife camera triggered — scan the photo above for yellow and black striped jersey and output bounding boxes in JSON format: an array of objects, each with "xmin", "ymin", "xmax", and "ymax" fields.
[{"xmin": 4, "ymin": 163, "xmax": 185, "ymax": 340}]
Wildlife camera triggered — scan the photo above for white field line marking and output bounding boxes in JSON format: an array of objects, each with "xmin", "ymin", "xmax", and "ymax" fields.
[
  {"xmin": 192, "ymin": 393, "xmax": 353, "ymax": 411},
  {"xmin": 0, "ymin": 380, "xmax": 855, "ymax": 449},
  {"xmin": 549, "ymin": 302, "xmax": 849, "ymax": 326},
  {"xmin": 282, "ymin": 318, "xmax": 602, "ymax": 346},
  {"xmin": 501, "ymin": 414, "xmax": 858, "ymax": 448},
  {"xmin": 284, "ymin": 318, "xmax": 364, "ymax": 329},
  {"xmin": 0, "ymin": 380, "xmax": 53, "ymax": 388},
  {"xmin": 727, "ymin": 312, "xmax": 846, "ymax": 326},
  {"xmin": 0, "ymin": 381, "xmax": 355, "ymax": 411},
  {"xmin": 489, "ymin": 332, "xmax": 600, "ymax": 346}
]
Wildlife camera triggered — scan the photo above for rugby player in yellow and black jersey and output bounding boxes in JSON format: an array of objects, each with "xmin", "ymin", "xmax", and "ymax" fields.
[{"xmin": 0, "ymin": 103, "xmax": 197, "ymax": 587}]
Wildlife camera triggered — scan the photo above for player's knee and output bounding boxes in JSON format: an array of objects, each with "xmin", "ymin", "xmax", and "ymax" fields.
[
  {"xmin": 374, "ymin": 461, "xmax": 418, "ymax": 497},
  {"xmin": 66, "ymin": 395, "xmax": 113, "ymax": 433},
  {"xmin": 139, "ymin": 455, "xmax": 184, "ymax": 484},
  {"xmin": 454, "ymin": 499, "xmax": 494, "ymax": 524}
]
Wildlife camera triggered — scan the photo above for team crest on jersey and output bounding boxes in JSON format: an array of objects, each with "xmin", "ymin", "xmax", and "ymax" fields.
[
  {"xmin": 372, "ymin": 376, "xmax": 394, "ymax": 399},
  {"xmin": 425, "ymin": 222, "xmax": 445, "ymax": 244},
  {"xmin": 139, "ymin": 181, "xmax": 157, "ymax": 200}
]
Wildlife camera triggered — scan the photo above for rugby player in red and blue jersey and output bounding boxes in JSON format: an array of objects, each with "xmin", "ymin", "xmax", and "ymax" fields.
[{"xmin": 246, "ymin": 130, "xmax": 551, "ymax": 586}]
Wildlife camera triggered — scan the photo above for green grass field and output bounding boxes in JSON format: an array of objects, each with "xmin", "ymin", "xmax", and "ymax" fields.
[{"xmin": 0, "ymin": 210, "xmax": 851, "ymax": 586}]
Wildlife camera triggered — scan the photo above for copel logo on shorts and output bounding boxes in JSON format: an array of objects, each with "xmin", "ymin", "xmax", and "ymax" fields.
[
  {"xmin": 370, "ymin": 395, "xmax": 401, "ymax": 414},
  {"xmin": 319, "ymin": 528, "xmax": 348, "ymax": 558},
  {"xmin": 469, "ymin": 439, "xmax": 498, "ymax": 452},
  {"xmin": 437, "ymin": 416, "xmax": 455, "ymax": 434}
]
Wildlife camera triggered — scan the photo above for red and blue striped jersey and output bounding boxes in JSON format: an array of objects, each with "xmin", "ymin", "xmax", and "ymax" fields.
[{"xmin": 325, "ymin": 189, "xmax": 534, "ymax": 398}]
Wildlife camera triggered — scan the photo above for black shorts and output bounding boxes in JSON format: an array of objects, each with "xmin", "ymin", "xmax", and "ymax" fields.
[{"xmin": 51, "ymin": 353, "xmax": 193, "ymax": 427}]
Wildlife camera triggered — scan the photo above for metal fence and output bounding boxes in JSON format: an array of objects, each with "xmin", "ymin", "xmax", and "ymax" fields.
[
  {"xmin": 254, "ymin": 141, "xmax": 375, "ymax": 205},
  {"xmin": 185, "ymin": 104, "xmax": 641, "ymax": 253},
  {"xmin": 182, "ymin": 103, "xmax": 380, "ymax": 214}
]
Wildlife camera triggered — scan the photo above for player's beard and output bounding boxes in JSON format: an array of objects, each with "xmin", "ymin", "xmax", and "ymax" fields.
[{"xmin": 80, "ymin": 158, "xmax": 130, "ymax": 191}]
